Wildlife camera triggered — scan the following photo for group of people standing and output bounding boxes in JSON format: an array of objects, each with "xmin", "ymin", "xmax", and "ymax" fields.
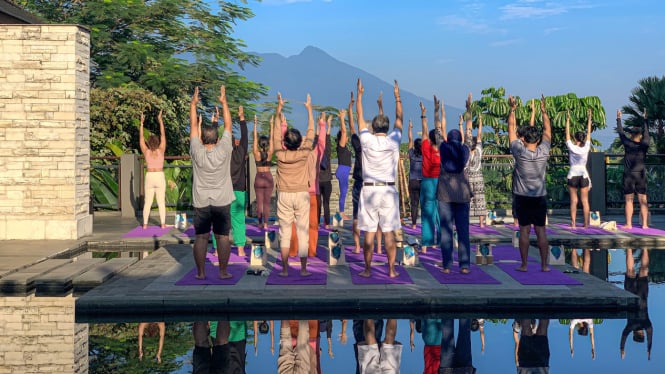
[{"xmin": 137, "ymin": 81, "xmax": 652, "ymax": 280}]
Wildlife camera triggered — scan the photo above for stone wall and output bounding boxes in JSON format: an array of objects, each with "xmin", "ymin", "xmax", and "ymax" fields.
[
  {"xmin": 0, "ymin": 295, "xmax": 88, "ymax": 373},
  {"xmin": 0, "ymin": 25, "xmax": 92, "ymax": 240}
]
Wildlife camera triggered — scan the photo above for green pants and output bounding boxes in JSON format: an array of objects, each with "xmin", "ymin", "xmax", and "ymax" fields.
[{"xmin": 230, "ymin": 190, "xmax": 247, "ymax": 247}]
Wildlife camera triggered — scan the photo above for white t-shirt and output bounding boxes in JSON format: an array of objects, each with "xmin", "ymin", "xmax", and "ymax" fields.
[
  {"xmin": 570, "ymin": 319, "xmax": 594, "ymax": 330},
  {"xmin": 566, "ymin": 140, "xmax": 591, "ymax": 167},
  {"xmin": 359, "ymin": 128, "xmax": 402, "ymax": 183}
]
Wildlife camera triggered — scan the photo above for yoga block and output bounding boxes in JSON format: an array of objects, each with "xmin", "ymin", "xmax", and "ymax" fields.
[
  {"xmin": 174, "ymin": 212, "xmax": 188, "ymax": 230},
  {"xmin": 394, "ymin": 228, "xmax": 404, "ymax": 243},
  {"xmin": 453, "ymin": 230, "xmax": 458, "ymax": 249},
  {"xmin": 397, "ymin": 243, "xmax": 419, "ymax": 267},
  {"xmin": 332, "ymin": 212, "xmax": 344, "ymax": 228},
  {"xmin": 486, "ymin": 210, "xmax": 498, "ymax": 224},
  {"xmin": 590, "ymin": 211, "xmax": 601, "ymax": 227},
  {"xmin": 512, "ymin": 230, "xmax": 520, "ymax": 248},
  {"xmin": 328, "ymin": 230, "xmax": 346, "ymax": 266},
  {"xmin": 265, "ymin": 230, "xmax": 279, "ymax": 250},
  {"xmin": 476, "ymin": 243, "xmax": 494, "ymax": 265},
  {"xmin": 250, "ymin": 244, "xmax": 267, "ymax": 266},
  {"xmin": 548, "ymin": 245, "xmax": 566, "ymax": 265}
]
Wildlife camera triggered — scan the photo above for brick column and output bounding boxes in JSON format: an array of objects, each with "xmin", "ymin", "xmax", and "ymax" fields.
[{"xmin": 0, "ymin": 25, "xmax": 92, "ymax": 239}]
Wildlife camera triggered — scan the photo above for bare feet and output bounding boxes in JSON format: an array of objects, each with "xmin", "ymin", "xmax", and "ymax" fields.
[
  {"xmin": 440, "ymin": 268, "xmax": 450, "ymax": 274},
  {"xmin": 516, "ymin": 266, "xmax": 528, "ymax": 272},
  {"xmin": 624, "ymin": 224, "xmax": 632, "ymax": 229},
  {"xmin": 219, "ymin": 271, "xmax": 232, "ymax": 279},
  {"xmin": 460, "ymin": 268, "xmax": 470, "ymax": 274},
  {"xmin": 411, "ymin": 224, "xmax": 417, "ymax": 230},
  {"xmin": 278, "ymin": 270, "xmax": 289, "ymax": 277},
  {"xmin": 238, "ymin": 247, "xmax": 246, "ymax": 257},
  {"xmin": 195, "ymin": 273, "xmax": 206, "ymax": 280},
  {"xmin": 388, "ymin": 268, "xmax": 400, "ymax": 278},
  {"xmin": 479, "ymin": 222, "xmax": 485, "ymax": 228},
  {"xmin": 142, "ymin": 225, "xmax": 148, "ymax": 229},
  {"xmin": 353, "ymin": 247, "xmax": 361, "ymax": 254},
  {"xmin": 358, "ymin": 269, "xmax": 371, "ymax": 278},
  {"xmin": 300, "ymin": 269, "xmax": 312, "ymax": 277},
  {"xmin": 161, "ymin": 224, "xmax": 167, "ymax": 229},
  {"xmin": 541, "ymin": 266, "xmax": 551, "ymax": 272},
  {"xmin": 642, "ymin": 225, "xmax": 649, "ymax": 230},
  {"xmin": 341, "ymin": 213, "xmax": 351, "ymax": 220},
  {"xmin": 571, "ymin": 222, "xmax": 576, "ymax": 228}
]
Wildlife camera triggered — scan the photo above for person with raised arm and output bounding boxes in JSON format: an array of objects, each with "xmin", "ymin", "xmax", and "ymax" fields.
[
  {"xmin": 319, "ymin": 114, "xmax": 334, "ymax": 229},
  {"xmin": 253, "ymin": 114, "xmax": 275, "ymax": 230},
  {"xmin": 139, "ymin": 110, "xmax": 167, "ymax": 229},
  {"xmin": 336, "ymin": 107, "xmax": 353, "ymax": 221},
  {"xmin": 509, "ymin": 95, "xmax": 551, "ymax": 272},
  {"xmin": 189, "ymin": 86, "xmax": 235, "ymax": 280},
  {"xmin": 420, "ymin": 99, "xmax": 441, "ymax": 251},
  {"xmin": 437, "ymin": 95, "xmax": 473, "ymax": 274},
  {"xmin": 407, "ymin": 119, "xmax": 423, "ymax": 229},
  {"xmin": 617, "ymin": 109, "xmax": 651, "ymax": 229},
  {"xmin": 565, "ymin": 108, "xmax": 593, "ymax": 228},
  {"xmin": 356, "ymin": 79, "xmax": 403, "ymax": 278},
  {"xmin": 466, "ymin": 102, "xmax": 488, "ymax": 228},
  {"xmin": 348, "ymin": 92, "xmax": 364, "ymax": 254},
  {"xmin": 273, "ymin": 93, "xmax": 315, "ymax": 277},
  {"xmin": 230, "ymin": 106, "xmax": 249, "ymax": 256}
]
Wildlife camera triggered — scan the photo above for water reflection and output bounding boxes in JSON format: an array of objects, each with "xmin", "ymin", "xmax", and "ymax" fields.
[{"xmin": 620, "ymin": 248, "xmax": 652, "ymax": 361}]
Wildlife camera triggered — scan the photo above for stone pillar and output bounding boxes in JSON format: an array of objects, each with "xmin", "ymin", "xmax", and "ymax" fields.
[
  {"xmin": 588, "ymin": 152, "xmax": 606, "ymax": 215},
  {"xmin": 0, "ymin": 25, "xmax": 92, "ymax": 239},
  {"xmin": 0, "ymin": 295, "xmax": 88, "ymax": 373},
  {"xmin": 120, "ymin": 153, "xmax": 141, "ymax": 218}
]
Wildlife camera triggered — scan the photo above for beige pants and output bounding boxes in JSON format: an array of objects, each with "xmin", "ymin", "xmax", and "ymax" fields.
[
  {"xmin": 143, "ymin": 171, "xmax": 166, "ymax": 226},
  {"xmin": 278, "ymin": 321, "xmax": 311, "ymax": 374},
  {"xmin": 277, "ymin": 191, "xmax": 310, "ymax": 258}
]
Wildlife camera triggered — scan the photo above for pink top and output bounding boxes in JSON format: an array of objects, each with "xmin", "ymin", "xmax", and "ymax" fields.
[{"xmin": 144, "ymin": 150, "xmax": 164, "ymax": 170}]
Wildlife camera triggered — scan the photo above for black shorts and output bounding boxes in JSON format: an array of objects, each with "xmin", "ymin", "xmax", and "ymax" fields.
[
  {"xmin": 518, "ymin": 335, "xmax": 550, "ymax": 368},
  {"xmin": 514, "ymin": 195, "xmax": 547, "ymax": 227},
  {"xmin": 352, "ymin": 180, "xmax": 363, "ymax": 219},
  {"xmin": 567, "ymin": 176, "xmax": 590, "ymax": 188},
  {"xmin": 193, "ymin": 342, "xmax": 245, "ymax": 374},
  {"xmin": 194, "ymin": 205, "xmax": 231, "ymax": 236},
  {"xmin": 623, "ymin": 171, "xmax": 647, "ymax": 195}
]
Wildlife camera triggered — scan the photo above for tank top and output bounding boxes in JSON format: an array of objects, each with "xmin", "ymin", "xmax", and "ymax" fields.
[
  {"xmin": 337, "ymin": 144, "xmax": 352, "ymax": 166},
  {"xmin": 144, "ymin": 150, "xmax": 164, "ymax": 169}
]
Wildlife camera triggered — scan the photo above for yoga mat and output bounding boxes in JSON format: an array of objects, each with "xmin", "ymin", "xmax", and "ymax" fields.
[
  {"xmin": 618, "ymin": 225, "xmax": 665, "ymax": 236},
  {"xmin": 205, "ymin": 248, "xmax": 248, "ymax": 264},
  {"xmin": 349, "ymin": 263, "xmax": 413, "ymax": 285},
  {"xmin": 502, "ymin": 224, "xmax": 556, "ymax": 236},
  {"xmin": 276, "ymin": 247, "xmax": 328, "ymax": 265},
  {"xmin": 265, "ymin": 263, "xmax": 327, "ymax": 285},
  {"xmin": 495, "ymin": 262, "xmax": 582, "ymax": 285},
  {"xmin": 180, "ymin": 226, "xmax": 196, "ymax": 238},
  {"xmin": 175, "ymin": 263, "xmax": 247, "ymax": 286},
  {"xmin": 469, "ymin": 224, "xmax": 502, "ymax": 236},
  {"xmin": 402, "ymin": 225, "xmax": 422, "ymax": 236},
  {"xmin": 553, "ymin": 223, "xmax": 613, "ymax": 235},
  {"xmin": 422, "ymin": 262, "xmax": 501, "ymax": 285},
  {"xmin": 319, "ymin": 226, "xmax": 334, "ymax": 235},
  {"xmin": 122, "ymin": 225, "xmax": 172, "ymax": 238},
  {"xmin": 344, "ymin": 246, "xmax": 387, "ymax": 263},
  {"xmin": 418, "ymin": 247, "xmax": 442, "ymax": 264},
  {"xmin": 481, "ymin": 244, "xmax": 537, "ymax": 263}
]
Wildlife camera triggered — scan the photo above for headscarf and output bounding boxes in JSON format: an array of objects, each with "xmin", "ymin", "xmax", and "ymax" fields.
[{"xmin": 440, "ymin": 129, "xmax": 469, "ymax": 173}]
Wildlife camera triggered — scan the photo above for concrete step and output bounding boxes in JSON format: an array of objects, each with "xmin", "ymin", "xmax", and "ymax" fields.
[
  {"xmin": 0, "ymin": 259, "xmax": 72, "ymax": 295},
  {"xmin": 73, "ymin": 257, "xmax": 138, "ymax": 294},
  {"xmin": 34, "ymin": 258, "xmax": 105, "ymax": 296}
]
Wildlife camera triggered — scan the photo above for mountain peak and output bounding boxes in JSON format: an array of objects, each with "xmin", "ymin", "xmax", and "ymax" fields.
[{"xmin": 300, "ymin": 45, "xmax": 328, "ymax": 57}]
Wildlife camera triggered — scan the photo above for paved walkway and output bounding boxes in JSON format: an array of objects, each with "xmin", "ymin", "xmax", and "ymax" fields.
[{"xmin": 3, "ymin": 212, "xmax": 665, "ymax": 322}]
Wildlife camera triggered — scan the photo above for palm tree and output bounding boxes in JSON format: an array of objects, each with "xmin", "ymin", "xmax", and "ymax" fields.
[{"xmin": 622, "ymin": 76, "xmax": 665, "ymax": 153}]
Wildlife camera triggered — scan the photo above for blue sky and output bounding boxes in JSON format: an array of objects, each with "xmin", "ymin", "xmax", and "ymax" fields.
[{"xmin": 230, "ymin": 0, "xmax": 665, "ymax": 147}]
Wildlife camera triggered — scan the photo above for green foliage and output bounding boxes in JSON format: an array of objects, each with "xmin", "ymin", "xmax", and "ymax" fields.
[{"xmin": 620, "ymin": 75, "xmax": 665, "ymax": 154}]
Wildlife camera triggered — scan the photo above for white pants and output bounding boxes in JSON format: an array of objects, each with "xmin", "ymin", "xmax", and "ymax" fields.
[
  {"xmin": 358, "ymin": 343, "xmax": 403, "ymax": 374},
  {"xmin": 143, "ymin": 171, "xmax": 166, "ymax": 226}
]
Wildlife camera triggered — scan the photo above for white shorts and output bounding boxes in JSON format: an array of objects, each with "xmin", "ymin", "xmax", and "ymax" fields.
[
  {"xmin": 358, "ymin": 342, "xmax": 403, "ymax": 374},
  {"xmin": 357, "ymin": 185, "xmax": 401, "ymax": 232}
]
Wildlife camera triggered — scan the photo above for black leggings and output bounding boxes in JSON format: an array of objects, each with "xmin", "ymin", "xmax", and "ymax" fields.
[
  {"xmin": 254, "ymin": 171, "xmax": 274, "ymax": 225},
  {"xmin": 408, "ymin": 179, "xmax": 421, "ymax": 225},
  {"xmin": 319, "ymin": 180, "xmax": 332, "ymax": 225}
]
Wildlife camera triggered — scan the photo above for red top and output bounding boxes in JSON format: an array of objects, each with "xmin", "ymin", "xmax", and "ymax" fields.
[{"xmin": 421, "ymin": 138, "xmax": 440, "ymax": 178}]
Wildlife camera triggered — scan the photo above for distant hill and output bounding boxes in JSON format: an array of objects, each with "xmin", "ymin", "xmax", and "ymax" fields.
[{"xmin": 238, "ymin": 46, "xmax": 464, "ymax": 135}]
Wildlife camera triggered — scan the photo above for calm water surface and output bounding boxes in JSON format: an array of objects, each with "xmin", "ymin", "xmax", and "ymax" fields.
[{"xmin": 85, "ymin": 248, "xmax": 664, "ymax": 373}]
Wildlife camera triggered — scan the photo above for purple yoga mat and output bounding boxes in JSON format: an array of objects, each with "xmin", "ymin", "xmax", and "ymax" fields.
[
  {"xmin": 553, "ymin": 223, "xmax": 613, "ymax": 235},
  {"xmin": 422, "ymin": 262, "xmax": 501, "ymax": 285},
  {"xmin": 502, "ymin": 224, "xmax": 556, "ymax": 236},
  {"xmin": 495, "ymin": 262, "xmax": 582, "ymax": 285},
  {"xmin": 418, "ymin": 247, "xmax": 442, "ymax": 264},
  {"xmin": 481, "ymin": 244, "xmax": 537, "ymax": 263},
  {"xmin": 175, "ymin": 263, "xmax": 247, "ymax": 285},
  {"xmin": 122, "ymin": 225, "xmax": 172, "ymax": 238},
  {"xmin": 180, "ymin": 225, "xmax": 196, "ymax": 238},
  {"xmin": 402, "ymin": 225, "xmax": 422, "ymax": 236},
  {"xmin": 265, "ymin": 263, "xmax": 327, "ymax": 285},
  {"xmin": 348, "ymin": 263, "xmax": 413, "ymax": 285},
  {"xmin": 245, "ymin": 224, "xmax": 278, "ymax": 236},
  {"xmin": 205, "ymin": 248, "xmax": 248, "ymax": 264},
  {"xmin": 618, "ymin": 225, "xmax": 665, "ymax": 236},
  {"xmin": 344, "ymin": 246, "xmax": 387, "ymax": 263},
  {"xmin": 469, "ymin": 224, "xmax": 502, "ymax": 236}
]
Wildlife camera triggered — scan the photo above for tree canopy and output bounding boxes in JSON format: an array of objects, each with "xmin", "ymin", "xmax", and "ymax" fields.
[
  {"xmin": 17, "ymin": 0, "xmax": 266, "ymax": 156},
  {"xmin": 620, "ymin": 75, "xmax": 665, "ymax": 154}
]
